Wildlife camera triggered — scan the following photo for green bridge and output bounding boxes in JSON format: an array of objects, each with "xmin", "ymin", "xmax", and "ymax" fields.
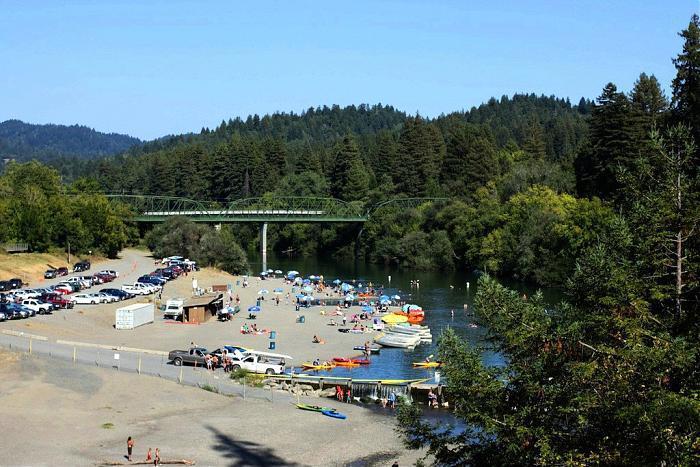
[{"xmin": 107, "ymin": 194, "xmax": 447, "ymax": 270}]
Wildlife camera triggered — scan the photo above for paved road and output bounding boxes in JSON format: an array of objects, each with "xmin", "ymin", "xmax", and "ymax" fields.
[{"xmin": 0, "ymin": 332, "xmax": 290, "ymax": 403}]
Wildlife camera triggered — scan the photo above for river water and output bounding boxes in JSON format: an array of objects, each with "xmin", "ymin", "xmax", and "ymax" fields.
[{"xmin": 250, "ymin": 252, "xmax": 559, "ymax": 382}]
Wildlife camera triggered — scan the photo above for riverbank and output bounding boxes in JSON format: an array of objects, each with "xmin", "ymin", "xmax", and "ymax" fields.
[
  {"xmin": 0, "ymin": 349, "xmax": 422, "ymax": 466},
  {"xmin": 8, "ymin": 248, "xmax": 381, "ymax": 365}
]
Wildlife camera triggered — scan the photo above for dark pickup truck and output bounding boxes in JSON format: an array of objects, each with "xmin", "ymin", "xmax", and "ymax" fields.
[{"xmin": 168, "ymin": 347, "xmax": 211, "ymax": 366}]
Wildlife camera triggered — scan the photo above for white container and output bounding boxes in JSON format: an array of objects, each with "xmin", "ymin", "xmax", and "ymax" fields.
[{"xmin": 115, "ymin": 303, "xmax": 154, "ymax": 330}]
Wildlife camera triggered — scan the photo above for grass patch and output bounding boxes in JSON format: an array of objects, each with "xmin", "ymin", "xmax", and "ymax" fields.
[
  {"xmin": 101, "ymin": 422, "xmax": 115, "ymax": 429},
  {"xmin": 230, "ymin": 368, "xmax": 250, "ymax": 381},
  {"xmin": 200, "ymin": 384, "xmax": 219, "ymax": 393}
]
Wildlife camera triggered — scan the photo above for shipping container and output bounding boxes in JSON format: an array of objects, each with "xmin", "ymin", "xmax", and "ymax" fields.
[{"xmin": 115, "ymin": 303, "xmax": 154, "ymax": 330}]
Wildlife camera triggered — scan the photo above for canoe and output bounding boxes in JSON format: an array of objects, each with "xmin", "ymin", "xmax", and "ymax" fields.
[
  {"xmin": 322, "ymin": 409, "xmax": 347, "ymax": 420},
  {"xmin": 302, "ymin": 362, "xmax": 335, "ymax": 370},
  {"xmin": 353, "ymin": 345, "xmax": 381, "ymax": 354},
  {"xmin": 296, "ymin": 403, "xmax": 335, "ymax": 412},
  {"xmin": 412, "ymin": 362, "xmax": 442, "ymax": 368},
  {"xmin": 332, "ymin": 357, "xmax": 350, "ymax": 363}
]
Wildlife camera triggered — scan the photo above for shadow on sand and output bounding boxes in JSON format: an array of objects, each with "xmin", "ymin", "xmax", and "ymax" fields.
[{"xmin": 207, "ymin": 425, "xmax": 298, "ymax": 466}]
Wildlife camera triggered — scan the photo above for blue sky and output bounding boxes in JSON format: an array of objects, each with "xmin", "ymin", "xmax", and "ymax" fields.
[{"xmin": 1, "ymin": 1, "xmax": 697, "ymax": 139}]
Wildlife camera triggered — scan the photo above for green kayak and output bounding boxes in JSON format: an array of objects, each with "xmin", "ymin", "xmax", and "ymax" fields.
[{"xmin": 295, "ymin": 403, "xmax": 335, "ymax": 412}]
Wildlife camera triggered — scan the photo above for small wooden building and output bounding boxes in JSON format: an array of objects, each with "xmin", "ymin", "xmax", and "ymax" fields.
[{"xmin": 182, "ymin": 294, "xmax": 223, "ymax": 323}]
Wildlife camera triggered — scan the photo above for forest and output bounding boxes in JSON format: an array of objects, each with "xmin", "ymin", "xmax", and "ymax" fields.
[{"xmin": 0, "ymin": 12, "xmax": 697, "ymax": 465}]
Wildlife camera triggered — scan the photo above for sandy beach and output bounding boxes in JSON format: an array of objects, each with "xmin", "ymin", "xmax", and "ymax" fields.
[
  {"xmin": 0, "ymin": 349, "xmax": 422, "ymax": 466},
  {"xmin": 8, "ymin": 249, "xmax": 384, "ymax": 366}
]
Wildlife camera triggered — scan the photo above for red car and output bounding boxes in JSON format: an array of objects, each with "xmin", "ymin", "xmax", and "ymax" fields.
[
  {"xmin": 56, "ymin": 267, "xmax": 69, "ymax": 276},
  {"xmin": 41, "ymin": 293, "xmax": 74, "ymax": 309},
  {"xmin": 95, "ymin": 273, "xmax": 115, "ymax": 283}
]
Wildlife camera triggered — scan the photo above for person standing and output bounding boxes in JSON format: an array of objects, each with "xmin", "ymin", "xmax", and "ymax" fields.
[
  {"xmin": 126, "ymin": 436, "xmax": 134, "ymax": 461},
  {"xmin": 154, "ymin": 447, "xmax": 161, "ymax": 466},
  {"xmin": 146, "ymin": 448, "xmax": 152, "ymax": 462}
]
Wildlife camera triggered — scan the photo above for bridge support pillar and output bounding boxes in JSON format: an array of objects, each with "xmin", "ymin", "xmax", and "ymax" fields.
[{"xmin": 260, "ymin": 222, "xmax": 268, "ymax": 272}]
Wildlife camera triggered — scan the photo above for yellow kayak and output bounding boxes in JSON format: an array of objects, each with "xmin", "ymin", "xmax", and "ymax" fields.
[
  {"xmin": 412, "ymin": 362, "xmax": 442, "ymax": 368},
  {"xmin": 381, "ymin": 314, "xmax": 408, "ymax": 324},
  {"xmin": 301, "ymin": 362, "xmax": 335, "ymax": 370}
]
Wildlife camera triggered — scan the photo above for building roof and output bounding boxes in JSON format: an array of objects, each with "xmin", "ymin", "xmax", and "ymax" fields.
[{"xmin": 183, "ymin": 293, "xmax": 223, "ymax": 309}]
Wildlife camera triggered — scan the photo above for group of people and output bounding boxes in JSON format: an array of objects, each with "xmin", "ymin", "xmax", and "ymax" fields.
[
  {"xmin": 240, "ymin": 323, "xmax": 260, "ymax": 334},
  {"xmin": 127, "ymin": 437, "xmax": 161, "ymax": 465}
]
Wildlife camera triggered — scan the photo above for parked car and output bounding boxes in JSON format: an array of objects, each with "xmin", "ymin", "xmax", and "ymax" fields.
[
  {"xmin": 56, "ymin": 267, "xmax": 69, "ymax": 276},
  {"xmin": 6, "ymin": 303, "xmax": 31, "ymax": 318},
  {"xmin": 41, "ymin": 293, "xmax": 74, "ymax": 309},
  {"xmin": 0, "ymin": 281, "xmax": 11, "ymax": 292},
  {"xmin": 14, "ymin": 289, "xmax": 41, "ymax": 300},
  {"xmin": 94, "ymin": 292, "xmax": 116, "ymax": 303},
  {"xmin": 169, "ymin": 347, "xmax": 211, "ymax": 366},
  {"xmin": 138, "ymin": 275, "xmax": 167, "ymax": 286},
  {"xmin": 122, "ymin": 283, "xmax": 157, "ymax": 295},
  {"xmin": 98, "ymin": 269, "xmax": 119, "ymax": 278},
  {"xmin": 65, "ymin": 277, "xmax": 89, "ymax": 289},
  {"xmin": 8, "ymin": 278, "xmax": 23, "ymax": 289},
  {"xmin": 52, "ymin": 284, "xmax": 74, "ymax": 294},
  {"xmin": 100, "ymin": 288, "xmax": 133, "ymax": 300},
  {"xmin": 0, "ymin": 304, "xmax": 23, "ymax": 319},
  {"xmin": 73, "ymin": 261, "xmax": 91, "ymax": 272},
  {"xmin": 70, "ymin": 293, "xmax": 100, "ymax": 305},
  {"xmin": 44, "ymin": 269, "xmax": 58, "ymax": 279},
  {"xmin": 21, "ymin": 299, "xmax": 53, "ymax": 315},
  {"xmin": 86, "ymin": 293, "xmax": 109, "ymax": 304},
  {"xmin": 95, "ymin": 273, "xmax": 115, "ymax": 283},
  {"xmin": 154, "ymin": 268, "xmax": 175, "ymax": 280},
  {"xmin": 0, "ymin": 311, "xmax": 6, "ymax": 321}
]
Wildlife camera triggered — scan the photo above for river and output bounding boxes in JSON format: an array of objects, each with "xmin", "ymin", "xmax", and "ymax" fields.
[{"xmin": 249, "ymin": 252, "xmax": 560, "ymax": 382}]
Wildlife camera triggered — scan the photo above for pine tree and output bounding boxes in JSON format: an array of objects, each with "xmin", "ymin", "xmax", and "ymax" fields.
[
  {"xmin": 442, "ymin": 123, "xmax": 498, "ymax": 198},
  {"xmin": 631, "ymin": 72, "xmax": 669, "ymax": 117},
  {"xmin": 395, "ymin": 117, "xmax": 443, "ymax": 196},
  {"xmin": 672, "ymin": 14, "xmax": 700, "ymax": 143},
  {"xmin": 330, "ymin": 135, "xmax": 368, "ymax": 200}
]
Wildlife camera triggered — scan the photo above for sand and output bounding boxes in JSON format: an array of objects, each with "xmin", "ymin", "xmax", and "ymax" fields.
[
  {"xmin": 7, "ymin": 249, "xmax": 382, "ymax": 365},
  {"xmin": 0, "ymin": 349, "xmax": 422, "ymax": 466}
]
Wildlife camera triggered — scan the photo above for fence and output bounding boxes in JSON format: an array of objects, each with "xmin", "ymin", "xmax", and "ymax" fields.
[{"xmin": 0, "ymin": 333, "xmax": 293, "ymax": 404}]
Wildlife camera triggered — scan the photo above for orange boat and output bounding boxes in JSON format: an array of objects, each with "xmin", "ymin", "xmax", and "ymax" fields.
[
  {"xmin": 408, "ymin": 315, "xmax": 425, "ymax": 324},
  {"xmin": 333, "ymin": 361, "xmax": 360, "ymax": 367}
]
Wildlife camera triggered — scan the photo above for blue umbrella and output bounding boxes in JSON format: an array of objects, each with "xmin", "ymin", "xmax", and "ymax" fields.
[
  {"xmin": 341, "ymin": 283, "xmax": 353, "ymax": 292},
  {"xmin": 309, "ymin": 275, "xmax": 318, "ymax": 280},
  {"xmin": 257, "ymin": 289, "xmax": 269, "ymax": 295},
  {"xmin": 392, "ymin": 295, "xmax": 401, "ymax": 300},
  {"xmin": 248, "ymin": 305, "xmax": 261, "ymax": 313},
  {"xmin": 273, "ymin": 288, "xmax": 284, "ymax": 294},
  {"xmin": 287, "ymin": 270, "xmax": 299, "ymax": 276},
  {"xmin": 302, "ymin": 279, "xmax": 311, "ymax": 285},
  {"xmin": 379, "ymin": 294, "xmax": 390, "ymax": 301},
  {"xmin": 293, "ymin": 277, "xmax": 303, "ymax": 284},
  {"xmin": 380, "ymin": 298, "xmax": 391, "ymax": 305},
  {"xmin": 302, "ymin": 285, "xmax": 314, "ymax": 293},
  {"xmin": 301, "ymin": 295, "xmax": 313, "ymax": 302},
  {"xmin": 361, "ymin": 305, "xmax": 373, "ymax": 312},
  {"xmin": 332, "ymin": 279, "xmax": 341, "ymax": 285},
  {"xmin": 344, "ymin": 294, "xmax": 355, "ymax": 301},
  {"xmin": 295, "ymin": 294, "xmax": 306, "ymax": 299},
  {"xmin": 259, "ymin": 271, "xmax": 268, "ymax": 276}
]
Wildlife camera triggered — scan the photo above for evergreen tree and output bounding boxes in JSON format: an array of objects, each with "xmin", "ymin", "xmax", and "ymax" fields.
[
  {"xmin": 395, "ymin": 117, "xmax": 444, "ymax": 196},
  {"xmin": 442, "ymin": 123, "xmax": 498, "ymax": 198},
  {"xmin": 631, "ymin": 72, "xmax": 669, "ymax": 117},
  {"xmin": 330, "ymin": 135, "xmax": 368, "ymax": 200},
  {"xmin": 672, "ymin": 14, "xmax": 700, "ymax": 144}
]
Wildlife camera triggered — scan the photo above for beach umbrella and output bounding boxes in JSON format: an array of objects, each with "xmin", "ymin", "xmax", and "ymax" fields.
[
  {"xmin": 287, "ymin": 270, "xmax": 299, "ymax": 276},
  {"xmin": 344, "ymin": 294, "xmax": 354, "ymax": 301},
  {"xmin": 392, "ymin": 295, "xmax": 401, "ymax": 300},
  {"xmin": 302, "ymin": 285, "xmax": 314, "ymax": 293},
  {"xmin": 361, "ymin": 305, "xmax": 373, "ymax": 312},
  {"xmin": 273, "ymin": 288, "xmax": 284, "ymax": 294},
  {"xmin": 274, "ymin": 269, "xmax": 283, "ymax": 274},
  {"xmin": 302, "ymin": 278, "xmax": 311, "ymax": 285},
  {"xmin": 295, "ymin": 293, "xmax": 306, "ymax": 299},
  {"xmin": 267, "ymin": 269, "xmax": 274, "ymax": 273},
  {"xmin": 341, "ymin": 283, "xmax": 353, "ymax": 292},
  {"xmin": 402, "ymin": 304, "xmax": 422, "ymax": 312},
  {"xmin": 258, "ymin": 289, "xmax": 269, "ymax": 295},
  {"xmin": 308, "ymin": 274, "xmax": 318, "ymax": 280},
  {"xmin": 248, "ymin": 305, "xmax": 261, "ymax": 313},
  {"xmin": 301, "ymin": 295, "xmax": 313, "ymax": 302},
  {"xmin": 380, "ymin": 298, "xmax": 391, "ymax": 305},
  {"xmin": 379, "ymin": 294, "xmax": 390, "ymax": 301},
  {"xmin": 332, "ymin": 279, "xmax": 341, "ymax": 285},
  {"xmin": 293, "ymin": 277, "xmax": 303, "ymax": 284},
  {"xmin": 259, "ymin": 271, "xmax": 268, "ymax": 276}
]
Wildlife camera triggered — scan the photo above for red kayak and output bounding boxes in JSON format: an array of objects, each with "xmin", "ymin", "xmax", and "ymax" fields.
[
  {"xmin": 351, "ymin": 358, "xmax": 370, "ymax": 365},
  {"xmin": 333, "ymin": 357, "xmax": 350, "ymax": 363}
]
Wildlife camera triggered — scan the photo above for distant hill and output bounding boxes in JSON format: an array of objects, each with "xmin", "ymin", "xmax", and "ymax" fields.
[{"xmin": 0, "ymin": 119, "xmax": 141, "ymax": 161}]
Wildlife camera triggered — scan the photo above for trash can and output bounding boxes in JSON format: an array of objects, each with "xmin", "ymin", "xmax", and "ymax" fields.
[
  {"xmin": 269, "ymin": 331, "xmax": 276, "ymax": 340},
  {"xmin": 256, "ymin": 299, "xmax": 261, "ymax": 307},
  {"xmin": 298, "ymin": 315, "xmax": 305, "ymax": 324},
  {"xmin": 269, "ymin": 341, "xmax": 276, "ymax": 350},
  {"xmin": 236, "ymin": 280, "xmax": 240, "ymax": 286}
]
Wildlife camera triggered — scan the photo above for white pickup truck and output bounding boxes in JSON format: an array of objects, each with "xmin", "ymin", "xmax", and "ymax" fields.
[
  {"xmin": 21, "ymin": 299, "xmax": 53, "ymax": 315},
  {"xmin": 228, "ymin": 351, "xmax": 288, "ymax": 375},
  {"xmin": 121, "ymin": 282, "xmax": 157, "ymax": 295}
]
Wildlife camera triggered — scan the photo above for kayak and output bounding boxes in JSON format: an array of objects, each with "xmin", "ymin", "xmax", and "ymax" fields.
[
  {"xmin": 351, "ymin": 358, "xmax": 370, "ymax": 365},
  {"xmin": 412, "ymin": 362, "xmax": 442, "ymax": 368},
  {"xmin": 296, "ymin": 403, "xmax": 335, "ymax": 412},
  {"xmin": 301, "ymin": 362, "xmax": 335, "ymax": 370},
  {"xmin": 332, "ymin": 357, "xmax": 351, "ymax": 363},
  {"xmin": 322, "ymin": 409, "xmax": 347, "ymax": 420},
  {"xmin": 333, "ymin": 361, "xmax": 360, "ymax": 367},
  {"xmin": 408, "ymin": 315, "xmax": 425, "ymax": 324},
  {"xmin": 353, "ymin": 345, "xmax": 381, "ymax": 354},
  {"xmin": 381, "ymin": 314, "xmax": 408, "ymax": 324}
]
